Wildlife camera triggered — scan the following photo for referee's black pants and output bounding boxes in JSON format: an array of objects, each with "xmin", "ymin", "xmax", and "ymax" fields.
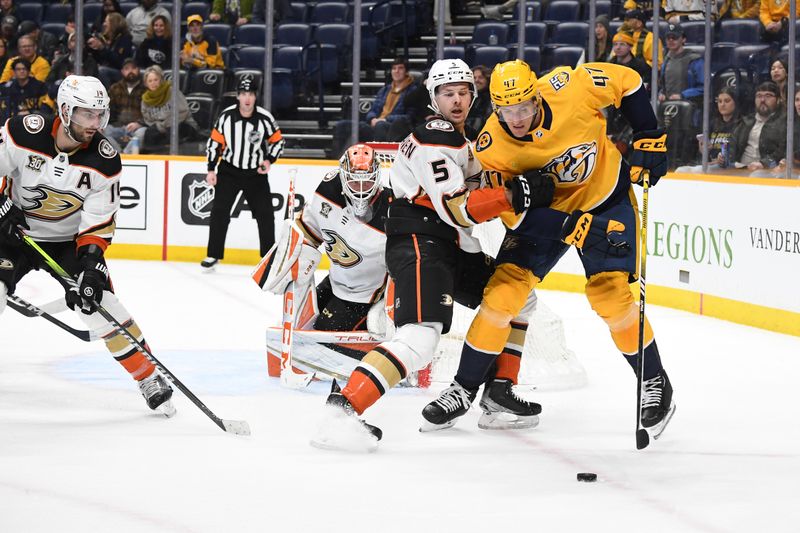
[{"xmin": 207, "ymin": 161, "xmax": 275, "ymax": 259}]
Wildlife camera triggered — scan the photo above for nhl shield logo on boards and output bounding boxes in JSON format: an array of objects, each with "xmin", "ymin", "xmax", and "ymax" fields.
[{"xmin": 188, "ymin": 180, "xmax": 214, "ymax": 219}]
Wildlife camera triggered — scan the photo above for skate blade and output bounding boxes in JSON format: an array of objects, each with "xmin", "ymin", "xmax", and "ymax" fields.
[
  {"xmin": 419, "ymin": 419, "xmax": 457, "ymax": 433},
  {"xmin": 478, "ymin": 412, "xmax": 539, "ymax": 430},
  {"xmin": 310, "ymin": 405, "xmax": 379, "ymax": 452},
  {"xmin": 156, "ymin": 400, "xmax": 176, "ymax": 418},
  {"xmin": 309, "ymin": 435, "xmax": 378, "ymax": 453},
  {"xmin": 200, "ymin": 265, "xmax": 217, "ymax": 274},
  {"xmin": 650, "ymin": 402, "xmax": 676, "ymax": 441}
]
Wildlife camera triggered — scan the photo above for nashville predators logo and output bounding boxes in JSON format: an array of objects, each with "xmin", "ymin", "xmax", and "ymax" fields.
[
  {"xmin": 321, "ymin": 229, "xmax": 362, "ymax": 267},
  {"xmin": 476, "ymin": 131, "xmax": 492, "ymax": 152},
  {"xmin": 541, "ymin": 142, "xmax": 598, "ymax": 185},
  {"xmin": 21, "ymin": 185, "xmax": 84, "ymax": 221},
  {"xmin": 549, "ymin": 71, "xmax": 570, "ymax": 91}
]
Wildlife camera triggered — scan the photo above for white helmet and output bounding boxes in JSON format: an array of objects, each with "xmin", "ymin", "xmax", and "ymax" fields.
[
  {"xmin": 425, "ymin": 58, "xmax": 476, "ymax": 114},
  {"xmin": 57, "ymin": 75, "xmax": 110, "ymax": 129}
]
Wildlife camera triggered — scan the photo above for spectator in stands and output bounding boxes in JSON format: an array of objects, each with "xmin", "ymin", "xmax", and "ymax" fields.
[
  {"xmin": 778, "ymin": 86, "xmax": 800, "ymax": 171},
  {"xmin": 719, "ymin": 0, "xmax": 759, "ymax": 19},
  {"xmin": 126, "ymin": 0, "xmax": 171, "ymax": 47},
  {"xmin": 770, "ymin": 58, "xmax": 789, "ymax": 108},
  {"xmin": 210, "ymin": 0, "xmax": 253, "ymax": 26},
  {"xmin": 93, "ymin": 0, "xmax": 122, "ymax": 33},
  {"xmin": 0, "ymin": 35, "xmax": 49, "ymax": 83},
  {"xmin": 19, "ymin": 21, "xmax": 59, "ymax": 63},
  {"xmin": 135, "ymin": 15, "xmax": 171, "ymax": 69},
  {"xmin": 698, "ymin": 86, "xmax": 742, "ymax": 164},
  {"xmin": 595, "ymin": 15, "xmax": 612, "ymax": 63},
  {"xmin": 180, "ymin": 15, "xmax": 225, "ymax": 71},
  {"xmin": 332, "ymin": 57, "xmax": 415, "ymax": 156},
  {"xmin": 250, "ymin": 0, "xmax": 292, "ymax": 24},
  {"xmin": 0, "ymin": 58, "xmax": 54, "ymax": 122},
  {"xmin": 760, "ymin": 0, "xmax": 800, "ymax": 45},
  {"xmin": 622, "ymin": 9, "xmax": 663, "ymax": 68},
  {"xmin": 0, "ymin": 0, "xmax": 16, "ymax": 20},
  {"xmin": 54, "ymin": 15, "xmax": 77, "ymax": 60},
  {"xmin": 466, "ymin": 65, "xmax": 492, "ymax": 138},
  {"xmin": 658, "ymin": 24, "xmax": 704, "ymax": 108},
  {"xmin": 622, "ymin": 0, "xmax": 655, "ymax": 13},
  {"xmin": 104, "ymin": 58, "xmax": 146, "ymax": 153},
  {"xmin": 0, "ymin": 38, "xmax": 8, "ymax": 74},
  {"xmin": 610, "ymin": 30, "xmax": 651, "ymax": 84},
  {"xmin": 87, "ymin": 12, "xmax": 134, "ymax": 70},
  {"xmin": 729, "ymin": 81, "xmax": 786, "ymax": 171},
  {"xmin": 387, "ymin": 73, "xmax": 433, "ymax": 141},
  {"xmin": 46, "ymin": 32, "xmax": 98, "ymax": 87},
  {"xmin": 664, "ymin": 0, "xmax": 717, "ymax": 23},
  {"xmin": 0, "ymin": 15, "xmax": 17, "ymax": 57},
  {"xmin": 136, "ymin": 65, "xmax": 198, "ymax": 154}
]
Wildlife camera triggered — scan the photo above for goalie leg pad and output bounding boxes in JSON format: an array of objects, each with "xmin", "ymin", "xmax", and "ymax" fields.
[
  {"xmin": 77, "ymin": 292, "xmax": 156, "ymax": 381},
  {"xmin": 342, "ymin": 322, "xmax": 442, "ymax": 414}
]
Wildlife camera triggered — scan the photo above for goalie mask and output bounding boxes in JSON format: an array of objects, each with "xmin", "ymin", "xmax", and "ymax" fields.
[
  {"xmin": 339, "ymin": 144, "xmax": 381, "ymax": 220},
  {"xmin": 57, "ymin": 75, "xmax": 111, "ymax": 142}
]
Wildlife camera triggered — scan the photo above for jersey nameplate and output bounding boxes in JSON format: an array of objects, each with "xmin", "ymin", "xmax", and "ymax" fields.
[
  {"xmin": 426, "ymin": 119, "xmax": 454, "ymax": 132},
  {"xmin": 23, "ymin": 114, "xmax": 45, "ymax": 134}
]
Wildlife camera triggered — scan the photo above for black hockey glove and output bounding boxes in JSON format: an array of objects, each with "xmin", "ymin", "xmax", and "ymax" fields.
[
  {"xmin": 505, "ymin": 170, "xmax": 554, "ymax": 214},
  {"xmin": 0, "ymin": 194, "xmax": 29, "ymax": 246},
  {"xmin": 629, "ymin": 129, "xmax": 668, "ymax": 187},
  {"xmin": 66, "ymin": 245, "xmax": 109, "ymax": 315},
  {"xmin": 560, "ymin": 210, "xmax": 631, "ymax": 258}
]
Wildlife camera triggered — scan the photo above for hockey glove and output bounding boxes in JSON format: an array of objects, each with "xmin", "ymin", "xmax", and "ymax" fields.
[
  {"xmin": 66, "ymin": 245, "xmax": 109, "ymax": 315},
  {"xmin": 629, "ymin": 129, "xmax": 668, "ymax": 186},
  {"xmin": 560, "ymin": 210, "xmax": 631, "ymax": 258},
  {"xmin": 505, "ymin": 170, "xmax": 554, "ymax": 214},
  {"xmin": 0, "ymin": 194, "xmax": 29, "ymax": 246}
]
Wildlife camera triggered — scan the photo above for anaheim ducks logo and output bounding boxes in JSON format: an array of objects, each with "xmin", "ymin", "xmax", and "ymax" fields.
[
  {"xmin": 541, "ymin": 142, "xmax": 598, "ymax": 185},
  {"xmin": 21, "ymin": 185, "xmax": 84, "ymax": 221},
  {"xmin": 321, "ymin": 229, "xmax": 362, "ymax": 268}
]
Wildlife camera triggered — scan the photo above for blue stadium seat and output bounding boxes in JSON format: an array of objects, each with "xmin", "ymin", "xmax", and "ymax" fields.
[
  {"xmin": 234, "ymin": 46, "xmax": 266, "ymax": 70},
  {"xmin": 711, "ymin": 43, "xmax": 737, "ymax": 72},
  {"xmin": 97, "ymin": 65, "xmax": 122, "ymax": 90},
  {"xmin": 548, "ymin": 21, "xmax": 589, "ymax": 47},
  {"xmin": 204, "ymin": 24, "xmax": 233, "ymax": 47},
  {"xmin": 679, "ymin": 21, "xmax": 707, "ymax": 45},
  {"xmin": 732, "ymin": 44, "xmax": 770, "ymax": 74},
  {"xmin": 287, "ymin": 2, "xmax": 309, "ymax": 22},
  {"xmin": 18, "ymin": 3, "xmax": 44, "ymax": 24},
  {"xmin": 120, "ymin": 2, "xmax": 138, "ymax": 16},
  {"xmin": 274, "ymin": 23, "xmax": 313, "ymax": 48},
  {"xmin": 471, "ymin": 45, "xmax": 511, "ymax": 70},
  {"xmin": 471, "ymin": 21, "xmax": 511, "ymax": 46},
  {"xmin": 272, "ymin": 68, "xmax": 295, "ymax": 112},
  {"xmin": 163, "ymin": 69, "xmax": 189, "ymax": 93},
  {"xmin": 524, "ymin": 1, "xmax": 541, "ymax": 21},
  {"xmin": 187, "ymin": 68, "xmax": 226, "ymax": 99},
  {"xmin": 182, "ymin": 2, "xmax": 211, "ymax": 21},
  {"xmin": 645, "ymin": 20, "xmax": 669, "ymax": 38},
  {"xmin": 43, "ymin": 3, "xmax": 72, "ymax": 23},
  {"xmin": 41, "ymin": 22, "xmax": 66, "ymax": 38},
  {"xmin": 230, "ymin": 69, "xmax": 263, "ymax": 93},
  {"xmin": 84, "ymin": 3, "xmax": 104, "ymax": 26},
  {"xmin": 308, "ymin": 2, "xmax": 349, "ymax": 25},
  {"xmin": 274, "ymin": 46, "xmax": 304, "ymax": 74},
  {"xmin": 186, "ymin": 94, "xmax": 216, "ymax": 135},
  {"xmin": 314, "ymin": 23, "xmax": 353, "ymax": 50},
  {"xmin": 718, "ymin": 19, "xmax": 762, "ymax": 45},
  {"xmin": 304, "ymin": 43, "xmax": 341, "ymax": 85},
  {"xmin": 542, "ymin": 0, "xmax": 580, "ymax": 23},
  {"xmin": 443, "ymin": 45, "xmax": 466, "ymax": 61},
  {"xmin": 361, "ymin": 3, "xmax": 390, "ymax": 63},
  {"xmin": 610, "ymin": 20, "xmax": 624, "ymax": 35},
  {"xmin": 235, "ymin": 24, "xmax": 267, "ymax": 46},
  {"xmin": 545, "ymin": 45, "xmax": 584, "ymax": 70},
  {"xmin": 519, "ymin": 45, "xmax": 541, "ymax": 72}
]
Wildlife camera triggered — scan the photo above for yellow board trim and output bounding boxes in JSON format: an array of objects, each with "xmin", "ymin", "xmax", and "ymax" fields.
[{"xmin": 663, "ymin": 172, "xmax": 800, "ymax": 187}]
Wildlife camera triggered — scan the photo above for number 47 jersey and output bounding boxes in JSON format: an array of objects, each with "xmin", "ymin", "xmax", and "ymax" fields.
[{"xmin": 0, "ymin": 115, "xmax": 121, "ymax": 250}]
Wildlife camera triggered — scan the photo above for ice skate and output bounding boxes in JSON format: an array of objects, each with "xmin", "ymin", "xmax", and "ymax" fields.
[
  {"xmin": 200, "ymin": 257, "xmax": 219, "ymax": 272},
  {"xmin": 138, "ymin": 372, "xmax": 176, "ymax": 417},
  {"xmin": 478, "ymin": 378, "xmax": 541, "ymax": 430},
  {"xmin": 420, "ymin": 381, "xmax": 477, "ymax": 432},
  {"xmin": 310, "ymin": 380, "xmax": 382, "ymax": 452},
  {"xmin": 640, "ymin": 369, "xmax": 676, "ymax": 441}
]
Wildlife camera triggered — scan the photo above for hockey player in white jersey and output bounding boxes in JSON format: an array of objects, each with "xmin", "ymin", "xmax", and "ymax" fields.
[
  {"xmin": 310, "ymin": 59, "xmax": 555, "ymax": 449},
  {"xmin": 255, "ymin": 143, "xmax": 391, "ymax": 377},
  {"xmin": 0, "ymin": 75, "xmax": 175, "ymax": 416}
]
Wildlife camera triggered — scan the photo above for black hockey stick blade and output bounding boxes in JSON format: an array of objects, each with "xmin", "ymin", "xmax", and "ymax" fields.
[
  {"xmin": 6, "ymin": 295, "xmax": 94, "ymax": 342},
  {"xmin": 636, "ymin": 428, "xmax": 650, "ymax": 450},
  {"xmin": 222, "ymin": 419, "xmax": 251, "ymax": 436}
]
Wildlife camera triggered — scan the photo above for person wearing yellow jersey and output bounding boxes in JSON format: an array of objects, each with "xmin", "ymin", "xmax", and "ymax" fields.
[
  {"xmin": 621, "ymin": 9, "xmax": 663, "ymax": 69},
  {"xmin": 423, "ymin": 59, "xmax": 676, "ymax": 442}
]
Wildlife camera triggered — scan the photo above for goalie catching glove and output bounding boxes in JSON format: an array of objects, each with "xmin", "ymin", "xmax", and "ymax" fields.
[
  {"xmin": 504, "ymin": 169, "xmax": 555, "ymax": 214},
  {"xmin": 252, "ymin": 220, "xmax": 321, "ymax": 294},
  {"xmin": 560, "ymin": 210, "xmax": 631, "ymax": 258},
  {"xmin": 66, "ymin": 244, "xmax": 109, "ymax": 314},
  {"xmin": 629, "ymin": 128, "xmax": 668, "ymax": 186}
]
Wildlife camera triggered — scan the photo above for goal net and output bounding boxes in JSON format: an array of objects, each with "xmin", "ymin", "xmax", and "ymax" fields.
[{"xmin": 368, "ymin": 142, "xmax": 587, "ymax": 390}]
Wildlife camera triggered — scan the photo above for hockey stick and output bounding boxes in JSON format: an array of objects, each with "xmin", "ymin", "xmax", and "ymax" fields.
[
  {"xmin": 6, "ymin": 294, "xmax": 97, "ymax": 342},
  {"xmin": 280, "ymin": 169, "xmax": 315, "ymax": 389},
  {"xmin": 635, "ymin": 171, "xmax": 651, "ymax": 450},
  {"xmin": 22, "ymin": 236, "xmax": 251, "ymax": 436}
]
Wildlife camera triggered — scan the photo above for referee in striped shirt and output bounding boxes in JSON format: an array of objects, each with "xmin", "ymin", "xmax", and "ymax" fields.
[{"xmin": 201, "ymin": 78, "xmax": 285, "ymax": 271}]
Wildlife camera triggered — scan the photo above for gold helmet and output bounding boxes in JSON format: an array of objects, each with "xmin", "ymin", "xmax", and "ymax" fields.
[{"xmin": 489, "ymin": 59, "xmax": 538, "ymax": 107}]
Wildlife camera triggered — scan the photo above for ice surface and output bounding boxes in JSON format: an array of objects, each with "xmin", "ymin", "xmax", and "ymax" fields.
[{"xmin": 1, "ymin": 260, "xmax": 799, "ymax": 532}]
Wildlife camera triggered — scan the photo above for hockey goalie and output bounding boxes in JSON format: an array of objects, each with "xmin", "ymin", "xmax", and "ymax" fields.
[{"xmin": 253, "ymin": 144, "xmax": 395, "ymax": 384}]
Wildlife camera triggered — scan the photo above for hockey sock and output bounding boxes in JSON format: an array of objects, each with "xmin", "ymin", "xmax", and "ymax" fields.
[
  {"xmin": 342, "ymin": 345, "xmax": 408, "ymax": 415},
  {"xmin": 623, "ymin": 339, "xmax": 663, "ymax": 380},
  {"xmin": 104, "ymin": 319, "xmax": 156, "ymax": 381},
  {"xmin": 494, "ymin": 320, "xmax": 527, "ymax": 384},
  {"xmin": 455, "ymin": 343, "xmax": 498, "ymax": 390}
]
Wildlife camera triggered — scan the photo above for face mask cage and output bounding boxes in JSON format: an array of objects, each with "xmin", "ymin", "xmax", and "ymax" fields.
[{"xmin": 340, "ymin": 147, "xmax": 380, "ymax": 217}]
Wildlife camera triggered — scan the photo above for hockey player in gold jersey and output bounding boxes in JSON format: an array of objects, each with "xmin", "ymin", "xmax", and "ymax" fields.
[{"xmin": 423, "ymin": 59, "xmax": 676, "ymax": 442}]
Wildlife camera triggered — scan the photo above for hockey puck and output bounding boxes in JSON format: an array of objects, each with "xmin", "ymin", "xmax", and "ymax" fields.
[{"xmin": 577, "ymin": 472, "xmax": 597, "ymax": 482}]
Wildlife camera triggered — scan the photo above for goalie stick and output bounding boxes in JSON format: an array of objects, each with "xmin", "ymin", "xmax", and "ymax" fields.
[
  {"xmin": 636, "ymin": 171, "xmax": 650, "ymax": 450},
  {"xmin": 6, "ymin": 294, "xmax": 97, "ymax": 342},
  {"xmin": 22, "ymin": 236, "xmax": 251, "ymax": 436}
]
